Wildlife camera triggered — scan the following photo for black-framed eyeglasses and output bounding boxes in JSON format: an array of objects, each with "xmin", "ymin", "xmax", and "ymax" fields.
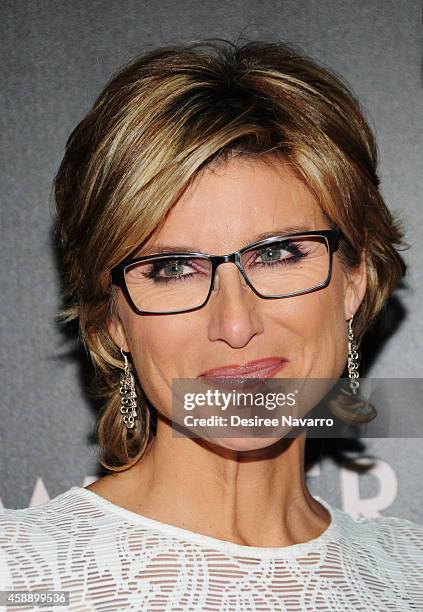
[{"xmin": 111, "ymin": 229, "xmax": 340, "ymax": 315}]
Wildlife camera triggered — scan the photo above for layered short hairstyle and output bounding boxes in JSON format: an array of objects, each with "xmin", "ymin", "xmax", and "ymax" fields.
[{"xmin": 54, "ymin": 40, "xmax": 407, "ymax": 472}]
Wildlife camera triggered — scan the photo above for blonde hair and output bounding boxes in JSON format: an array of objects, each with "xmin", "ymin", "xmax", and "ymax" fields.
[{"xmin": 54, "ymin": 39, "xmax": 408, "ymax": 472}]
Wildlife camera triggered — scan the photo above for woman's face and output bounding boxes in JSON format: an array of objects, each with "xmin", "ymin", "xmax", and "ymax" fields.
[{"xmin": 109, "ymin": 157, "xmax": 366, "ymax": 450}]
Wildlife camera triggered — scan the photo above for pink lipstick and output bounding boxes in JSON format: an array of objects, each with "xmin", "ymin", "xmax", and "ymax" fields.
[{"xmin": 198, "ymin": 357, "xmax": 288, "ymax": 389}]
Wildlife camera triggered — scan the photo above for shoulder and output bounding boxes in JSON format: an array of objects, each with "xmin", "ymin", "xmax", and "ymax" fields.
[
  {"xmin": 354, "ymin": 511, "xmax": 423, "ymax": 544},
  {"xmin": 0, "ymin": 487, "xmax": 118, "ymax": 589},
  {"xmin": 320, "ymin": 502, "xmax": 423, "ymax": 607},
  {"xmin": 0, "ymin": 486, "xmax": 121, "ymax": 542},
  {"xmin": 333, "ymin": 504, "xmax": 423, "ymax": 576},
  {"xmin": 358, "ymin": 512, "xmax": 423, "ymax": 559},
  {"xmin": 0, "ymin": 487, "xmax": 85, "ymax": 553},
  {"xmin": 0, "ymin": 486, "xmax": 95, "ymax": 529}
]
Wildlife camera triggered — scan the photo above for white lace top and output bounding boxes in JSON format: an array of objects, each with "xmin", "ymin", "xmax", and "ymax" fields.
[{"xmin": 0, "ymin": 486, "xmax": 422, "ymax": 611}]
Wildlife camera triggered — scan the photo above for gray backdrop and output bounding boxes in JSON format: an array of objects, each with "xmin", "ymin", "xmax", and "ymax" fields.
[{"xmin": 1, "ymin": 0, "xmax": 422, "ymax": 522}]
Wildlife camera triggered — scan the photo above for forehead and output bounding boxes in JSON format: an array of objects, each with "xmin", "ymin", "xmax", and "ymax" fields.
[{"xmin": 141, "ymin": 157, "xmax": 327, "ymax": 255}]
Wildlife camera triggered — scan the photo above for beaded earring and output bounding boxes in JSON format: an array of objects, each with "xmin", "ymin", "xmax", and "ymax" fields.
[
  {"xmin": 119, "ymin": 348, "xmax": 138, "ymax": 429},
  {"xmin": 328, "ymin": 316, "xmax": 377, "ymax": 424}
]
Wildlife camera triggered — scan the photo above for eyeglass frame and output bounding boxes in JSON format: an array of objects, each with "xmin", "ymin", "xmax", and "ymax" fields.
[{"xmin": 111, "ymin": 229, "xmax": 341, "ymax": 315}]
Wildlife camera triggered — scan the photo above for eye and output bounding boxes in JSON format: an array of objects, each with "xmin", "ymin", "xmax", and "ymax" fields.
[
  {"xmin": 241, "ymin": 239, "xmax": 311, "ymax": 271},
  {"xmin": 256, "ymin": 240, "xmax": 304, "ymax": 264},
  {"xmin": 259, "ymin": 243, "xmax": 289, "ymax": 262},
  {"xmin": 160, "ymin": 259, "xmax": 188, "ymax": 277},
  {"xmin": 126, "ymin": 256, "xmax": 211, "ymax": 285},
  {"xmin": 148, "ymin": 257, "xmax": 197, "ymax": 281}
]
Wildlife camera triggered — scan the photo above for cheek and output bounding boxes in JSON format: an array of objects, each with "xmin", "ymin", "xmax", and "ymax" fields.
[
  {"xmin": 126, "ymin": 318, "xmax": 177, "ymax": 377},
  {"xmin": 313, "ymin": 272, "xmax": 348, "ymax": 376},
  {"xmin": 284, "ymin": 270, "xmax": 348, "ymax": 378},
  {"xmin": 123, "ymin": 315, "xmax": 192, "ymax": 414}
]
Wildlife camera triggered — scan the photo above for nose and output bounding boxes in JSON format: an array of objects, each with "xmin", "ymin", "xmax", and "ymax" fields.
[
  {"xmin": 206, "ymin": 262, "xmax": 264, "ymax": 347},
  {"xmin": 211, "ymin": 261, "xmax": 248, "ymax": 292}
]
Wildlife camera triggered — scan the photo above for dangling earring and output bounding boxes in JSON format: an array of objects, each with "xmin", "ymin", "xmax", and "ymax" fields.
[
  {"xmin": 345, "ymin": 316, "xmax": 360, "ymax": 395},
  {"xmin": 328, "ymin": 316, "xmax": 377, "ymax": 423},
  {"xmin": 119, "ymin": 348, "xmax": 138, "ymax": 429}
]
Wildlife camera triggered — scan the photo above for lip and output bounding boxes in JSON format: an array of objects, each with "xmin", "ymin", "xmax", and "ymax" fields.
[{"xmin": 198, "ymin": 358, "xmax": 288, "ymax": 389}]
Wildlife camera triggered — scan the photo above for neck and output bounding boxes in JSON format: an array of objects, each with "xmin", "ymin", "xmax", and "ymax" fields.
[{"xmin": 98, "ymin": 419, "xmax": 330, "ymax": 548}]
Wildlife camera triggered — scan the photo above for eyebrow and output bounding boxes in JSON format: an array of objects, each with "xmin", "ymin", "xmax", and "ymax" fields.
[{"xmin": 138, "ymin": 225, "xmax": 317, "ymax": 256}]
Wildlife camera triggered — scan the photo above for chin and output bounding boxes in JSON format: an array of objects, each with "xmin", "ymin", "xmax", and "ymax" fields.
[{"xmin": 211, "ymin": 436, "xmax": 282, "ymax": 452}]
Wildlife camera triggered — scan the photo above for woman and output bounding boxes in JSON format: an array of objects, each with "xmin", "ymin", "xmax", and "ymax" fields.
[{"xmin": 1, "ymin": 40, "xmax": 422, "ymax": 611}]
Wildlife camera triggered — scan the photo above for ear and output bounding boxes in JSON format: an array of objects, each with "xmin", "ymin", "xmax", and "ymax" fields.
[
  {"xmin": 343, "ymin": 252, "xmax": 367, "ymax": 320},
  {"xmin": 107, "ymin": 311, "xmax": 130, "ymax": 353}
]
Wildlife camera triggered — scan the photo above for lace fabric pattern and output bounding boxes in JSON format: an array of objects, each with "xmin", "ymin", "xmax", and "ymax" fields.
[{"xmin": 0, "ymin": 486, "xmax": 422, "ymax": 611}]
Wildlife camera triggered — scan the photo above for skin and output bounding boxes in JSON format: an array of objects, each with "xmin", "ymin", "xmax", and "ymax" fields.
[{"xmin": 86, "ymin": 157, "xmax": 366, "ymax": 548}]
